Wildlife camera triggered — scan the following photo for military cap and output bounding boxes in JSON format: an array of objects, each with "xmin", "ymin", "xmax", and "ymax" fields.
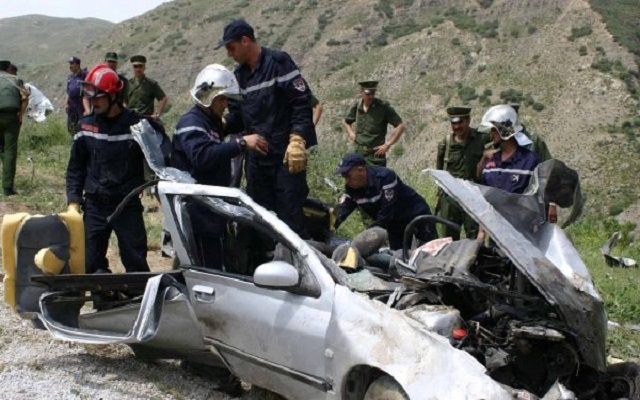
[
  {"xmin": 215, "ymin": 19, "xmax": 255, "ymax": 50},
  {"xmin": 104, "ymin": 52, "xmax": 118, "ymax": 62},
  {"xmin": 68, "ymin": 56, "xmax": 81, "ymax": 64},
  {"xmin": 358, "ymin": 80, "xmax": 379, "ymax": 94},
  {"xmin": 130, "ymin": 55, "xmax": 147, "ymax": 65},
  {"xmin": 0, "ymin": 61, "xmax": 11, "ymax": 71},
  {"xmin": 335, "ymin": 153, "xmax": 366, "ymax": 175},
  {"xmin": 447, "ymin": 106, "xmax": 471, "ymax": 123}
]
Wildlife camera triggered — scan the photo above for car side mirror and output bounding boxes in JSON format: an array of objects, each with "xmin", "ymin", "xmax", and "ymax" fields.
[{"xmin": 253, "ymin": 261, "xmax": 300, "ymax": 289}]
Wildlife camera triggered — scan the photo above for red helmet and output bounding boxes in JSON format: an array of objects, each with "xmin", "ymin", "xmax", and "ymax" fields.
[{"xmin": 81, "ymin": 63, "xmax": 123, "ymax": 98}]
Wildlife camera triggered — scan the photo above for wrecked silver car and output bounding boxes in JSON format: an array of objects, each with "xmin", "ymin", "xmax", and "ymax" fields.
[{"xmin": 2, "ymin": 121, "xmax": 637, "ymax": 399}]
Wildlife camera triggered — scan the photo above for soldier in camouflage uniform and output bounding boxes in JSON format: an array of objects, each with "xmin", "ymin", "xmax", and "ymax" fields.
[
  {"xmin": 125, "ymin": 55, "xmax": 168, "ymax": 120},
  {"xmin": 342, "ymin": 81, "xmax": 405, "ymax": 167},
  {"xmin": 435, "ymin": 107, "xmax": 486, "ymax": 240}
]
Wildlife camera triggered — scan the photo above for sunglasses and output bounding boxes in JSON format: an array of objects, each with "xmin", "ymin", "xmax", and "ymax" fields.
[{"xmin": 133, "ymin": 65, "xmax": 144, "ymax": 69}]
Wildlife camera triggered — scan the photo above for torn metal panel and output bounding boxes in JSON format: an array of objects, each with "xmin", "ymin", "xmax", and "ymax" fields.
[
  {"xmin": 601, "ymin": 232, "xmax": 637, "ymax": 268},
  {"xmin": 428, "ymin": 169, "xmax": 606, "ymax": 372}
]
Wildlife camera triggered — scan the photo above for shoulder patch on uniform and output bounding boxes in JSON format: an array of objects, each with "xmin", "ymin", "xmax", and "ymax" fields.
[
  {"xmin": 293, "ymin": 77, "xmax": 306, "ymax": 92},
  {"xmin": 384, "ymin": 189, "xmax": 395, "ymax": 201}
]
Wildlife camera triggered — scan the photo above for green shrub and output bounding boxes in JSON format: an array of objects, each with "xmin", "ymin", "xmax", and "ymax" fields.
[
  {"xmin": 591, "ymin": 57, "xmax": 613, "ymax": 72},
  {"xmin": 383, "ymin": 18, "xmax": 425, "ymax": 39},
  {"xmin": 371, "ymin": 32, "xmax": 388, "ymax": 47},
  {"xmin": 457, "ymin": 85, "xmax": 478, "ymax": 104},
  {"xmin": 326, "ymin": 39, "xmax": 341, "ymax": 46},
  {"xmin": 478, "ymin": 0, "xmax": 493, "ymax": 8},
  {"xmin": 527, "ymin": 25, "xmax": 537, "ymax": 35},
  {"xmin": 532, "ymin": 102, "xmax": 545, "ymax": 112},
  {"xmin": 478, "ymin": 64, "xmax": 487, "ymax": 73},
  {"xmin": 451, "ymin": 37, "xmax": 461, "ymax": 46},
  {"xmin": 510, "ymin": 26, "xmax": 521, "ymax": 38},
  {"xmin": 579, "ymin": 45, "xmax": 588, "ymax": 56},
  {"xmin": 568, "ymin": 25, "xmax": 593, "ymax": 41},
  {"xmin": 483, "ymin": 88, "xmax": 492, "ymax": 97}
]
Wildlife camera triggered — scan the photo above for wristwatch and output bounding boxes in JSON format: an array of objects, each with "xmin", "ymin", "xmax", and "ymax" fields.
[{"xmin": 238, "ymin": 138, "xmax": 247, "ymax": 151}]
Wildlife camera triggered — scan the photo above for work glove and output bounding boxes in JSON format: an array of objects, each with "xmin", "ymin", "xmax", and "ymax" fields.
[
  {"xmin": 283, "ymin": 134, "xmax": 307, "ymax": 174},
  {"xmin": 67, "ymin": 202, "xmax": 81, "ymax": 214}
]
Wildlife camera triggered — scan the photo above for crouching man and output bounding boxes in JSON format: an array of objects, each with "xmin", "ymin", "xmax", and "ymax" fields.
[{"xmin": 334, "ymin": 153, "xmax": 436, "ymax": 250}]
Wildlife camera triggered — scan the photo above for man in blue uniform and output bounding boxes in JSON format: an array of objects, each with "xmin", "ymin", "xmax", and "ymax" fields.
[
  {"xmin": 66, "ymin": 63, "xmax": 169, "ymax": 274},
  {"xmin": 334, "ymin": 153, "xmax": 436, "ymax": 250},
  {"xmin": 65, "ymin": 56, "xmax": 88, "ymax": 134},
  {"xmin": 171, "ymin": 64, "xmax": 268, "ymax": 268},
  {"xmin": 216, "ymin": 19, "xmax": 316, "ymax": 239},
  {"xmin": 478, "ymin": 105, "xmax": 539, "ymax": 194}
]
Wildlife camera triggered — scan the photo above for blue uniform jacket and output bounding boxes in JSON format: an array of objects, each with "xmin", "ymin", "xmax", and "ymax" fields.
[
  {"xmin": 227, "ymin": 47, "xmax": 316, "ymax": 165},
  {"xmin": 171, "ymin": 105, "xmax": 242, "ymax": 186},
  {"xmin": 66, "ymin": 69, "xmax": 87, "ymax": 115},
  {"xmin": 335, "ymin": 167, "xmax": 432, "ymax": 231},
  {"xmin": 481, "ymin": 146, "xmax": 540, "ymax": 194},
  {"xmin": 66, "ymin": 108, "xmax": 168, "ymax": 203}
]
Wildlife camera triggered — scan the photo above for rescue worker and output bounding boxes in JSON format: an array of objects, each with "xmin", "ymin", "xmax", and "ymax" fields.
[
  {"xmin": 0, "ymin": 60, "xmax": 28, "ymax": 196},
  {"xmin": 334, "ymin": 153, "xmax": 436, "ymax": 250},
  {"xmin": 171, "ymin": 64, "xmax": 268, "ymax": 268},
  {"xmin": 477, "ymin": 105, "xmax": 539, "ymax": 194},
  {"xmin": 217, "ymin": 19, "xmax": 316, "ymax": 238},
  {"xmin": 104, "ymin": 52, "xmax": 129, "ymax": 106},
  {"xmin": 342, "ymin": 80, "xmax": 405, "ymax": 167},
  {"xmin": 66, "ymin": 63, "xmax": 169, "ymax": 274},
  {"xmin": 65, "ymin": 56, "xmax": 88, "ymax": 134},
  {"xmin": 229, "ymin": 91, "xmax": 323, "ymax": 189},
  {"xmin": 510, "ymin": 103, "xmax": 552, "ymax": 162},
  {"xmin": 125, "ymin": 55, "xmax": 168, "ymax": 121},
  {"xmin": 435, "ymin": 107, "xmax": 485, "ymax": 239}
]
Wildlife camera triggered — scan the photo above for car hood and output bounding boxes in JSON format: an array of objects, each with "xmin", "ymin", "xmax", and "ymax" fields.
[{"xmin": 428, "ymin": 166, "xmax": 606, "ymax": 371}]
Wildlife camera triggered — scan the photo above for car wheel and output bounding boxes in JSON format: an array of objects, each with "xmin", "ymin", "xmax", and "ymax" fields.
[
  {"xmin": 604, "ymin": 362, "xmax": 640, "ymax": 400},
  {"xmin": 363, "ymin": 375, "xmax": 409, "ymax": 400}
]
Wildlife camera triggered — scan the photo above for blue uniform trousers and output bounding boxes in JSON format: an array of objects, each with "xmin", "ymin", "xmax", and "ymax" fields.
[
  {"xmin": 246, "ymin": 157, "xmax": 310, "ymax": 239},
  {"xmin": 83, "ymin": 196, "xmax": 149, "ymax": 274}
]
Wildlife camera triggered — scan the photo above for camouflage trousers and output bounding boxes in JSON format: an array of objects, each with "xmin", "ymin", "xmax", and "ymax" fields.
[{"xmin": 440, "ymin": 194, "xmax": 479, "ymax": 240}]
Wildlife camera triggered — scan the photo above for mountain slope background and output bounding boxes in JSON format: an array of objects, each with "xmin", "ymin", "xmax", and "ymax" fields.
[{"xmin": 4, "ymin": 0, "xmax": 640, "ymax": 216}]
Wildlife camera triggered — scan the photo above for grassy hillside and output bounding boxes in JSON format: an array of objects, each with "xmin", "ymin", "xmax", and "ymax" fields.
[{"xmin": 0, "ymin": 15, "xmax": 113, "ymax": 67}]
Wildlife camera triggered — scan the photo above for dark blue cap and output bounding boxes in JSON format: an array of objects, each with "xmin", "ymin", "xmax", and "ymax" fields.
[
  {"xmin": 215, "ymin": 19, "xmax": 254, "ymax": 50},
  {"xmin": 335, "ymin": 153, "xmax": 366, "ymax": 175},
  {"xmin": 68, "ymin": 56, "xmax": 81, "ymax": 64}
]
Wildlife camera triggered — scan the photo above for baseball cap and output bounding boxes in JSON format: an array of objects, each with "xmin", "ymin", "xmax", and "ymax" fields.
[
  {"xmin": 68, "ymin": 56, "xmax": 81, "ymax": 64},
  {"xmin": 335, "ymin": 153, "xmax": 366, "ymax": 175},
  {"xmin": 215, "ymin": 19, "xmax": 254, "ymax": 50}
]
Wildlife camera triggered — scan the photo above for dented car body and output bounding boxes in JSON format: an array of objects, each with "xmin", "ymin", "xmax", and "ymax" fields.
[{"xmin": 3, "ymin": 122, "xmax": 630, "ymax": 399}]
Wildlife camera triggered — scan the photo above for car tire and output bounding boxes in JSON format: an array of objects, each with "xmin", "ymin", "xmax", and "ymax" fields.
[
  {"xmin": 604, "ymin": 362, "xmax": 640, "ymax": 400},
  {"xmin": 363, "ymin": 375, "xmax": 409, "ymax": 400}
]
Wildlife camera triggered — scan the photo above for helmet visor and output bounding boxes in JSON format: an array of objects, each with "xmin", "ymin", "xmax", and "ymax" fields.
[{"xmin": 81, "ymin": 82, "xmax": 108, "ymax": 99}]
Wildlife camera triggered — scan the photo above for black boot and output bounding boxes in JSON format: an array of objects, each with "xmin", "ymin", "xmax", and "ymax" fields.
[{"xmin": 3, "ymin": 188, "xmax": 17, "ymax": 196}]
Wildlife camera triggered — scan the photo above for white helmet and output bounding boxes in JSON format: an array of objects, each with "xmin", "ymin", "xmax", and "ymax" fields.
[
  {"xmin": 478, "ymin": 104, "xmax": 522, "ymax": 141},
  {"xmin": 190, "ymin": 64, "xmax": 241, "ymax": 107}
]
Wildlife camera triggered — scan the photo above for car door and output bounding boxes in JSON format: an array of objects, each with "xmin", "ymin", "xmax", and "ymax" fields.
[{"xmin": 172, "ymin": 190, "xmax": 336, "ymax": 399}]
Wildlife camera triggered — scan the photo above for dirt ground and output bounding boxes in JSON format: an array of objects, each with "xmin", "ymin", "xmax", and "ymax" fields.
[{"xmin": 0, "ymin": 201, "xmax": 282, "ymax": 400}]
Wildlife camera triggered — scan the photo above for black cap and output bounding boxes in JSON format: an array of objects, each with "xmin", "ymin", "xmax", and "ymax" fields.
[
  {"xmin": 105, "ymin": 52, "xmax": 118, "ymax": 62},
  {"xmin": 358, "ymin": 80, "xmax": 378, "ymax": 94},
  {"xmin": 447, "ymin": 106, "xmax": 471, "ymax": 123},
  {"xmin": 68, "ymin": 56, "xmax": 81, "ymax": 64},
  {"xmin": 335, "ymin": 153, "xmax": 366, "ymax": 175},
  {"xmin": 215, "ymin": 19, "xmax": 255, "ymax": 50},
  {"xmin": 130, "ymin": 55, "xmax": 147, "ymax": 65},
  {"xmin": 0, "ymin": 61, "xmax": 10, "ymax": 71}
]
